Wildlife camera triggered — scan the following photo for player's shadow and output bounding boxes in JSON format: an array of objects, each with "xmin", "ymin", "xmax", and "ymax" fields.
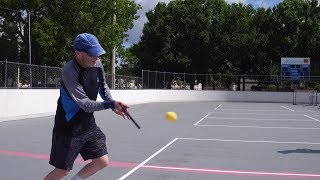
[{"xmin": 278, "ymin": 149, "xmax": 320, "ymax": 154}]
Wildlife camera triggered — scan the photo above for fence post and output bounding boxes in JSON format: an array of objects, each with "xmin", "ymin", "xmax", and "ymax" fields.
[
  {"xmin": 141, "ymin": 69, "xmax": 144, "ymax": 89},
  {"xmin": 148, "ymin": 70, "xmax": 150, "ymax": 89},
  {"xmin": 184, "ymin": 72, "xmax": 185, "ymax": 87},
  {"xmin": 4, "ymin": 60, "xmax": 7, "ymax": 88},
  {"xmin": 163, "ymin": 71, "xmax": 166, "ymax": 89},
  {"xmin": 29, "ymin": 64, "xmax": 32, "ymax": 88},
  {"xmin": 45, "ymin": 64, "xmax": 47, "ymax": 88},
  {"xmin": 195, "ymin": 73, "xmax": 197, "ymax": 88},
  {"xmin": 203, "ymin": 73, "xmax": 209, "ymax": 86},
  {"xmin": 155, "ymin": 70, "xmax": 157, "ymax": 89},
  {"xmin": 17, "ymin": 65, "xmax": 20, "ymax": 88},
  {"xmin": 276, "ymin": 75, "xmax": 279, "ymax": 91}
]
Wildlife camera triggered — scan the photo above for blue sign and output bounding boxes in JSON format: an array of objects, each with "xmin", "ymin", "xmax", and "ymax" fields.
[
  {"xmin": 281, "ymin": 57, "xmax": 310, "ymax": 81},
  {"xmin": 281, "ymin": 64, "xmax": 310, "ymax": 80}
]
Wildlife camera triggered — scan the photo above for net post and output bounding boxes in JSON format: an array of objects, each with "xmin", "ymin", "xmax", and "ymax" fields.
[
  {"xmin": 293, "ymin": 90, "xmax": 296, "ymax": 105},
  {"xmin": 316, "ymin": 91, "xmax": 318, "ymax": 106}
]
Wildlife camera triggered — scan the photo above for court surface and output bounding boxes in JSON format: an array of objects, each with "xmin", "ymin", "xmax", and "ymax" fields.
[{"xmin": 1, "ymin": 101, "xmax": 320, "ymax": 179}]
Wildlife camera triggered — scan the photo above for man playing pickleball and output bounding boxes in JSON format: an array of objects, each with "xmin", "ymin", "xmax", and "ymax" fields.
[{"xmin": 44, "ymin": 33, "xmax": 129, "ymax": 180}]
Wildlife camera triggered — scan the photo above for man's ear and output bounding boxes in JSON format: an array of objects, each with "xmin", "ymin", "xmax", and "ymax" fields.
[
  {"xmin": 75, "ymin": 51, "xmax": 81, "ymax": 55},
  {"xmin": 75, "ymin": 51, "xmax": 83, "ymax": 59}
]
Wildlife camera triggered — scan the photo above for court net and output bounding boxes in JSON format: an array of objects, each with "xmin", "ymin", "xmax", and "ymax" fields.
[{"xmin": 293, "ymin": 90, "xmax": 318, "ymax": 106}]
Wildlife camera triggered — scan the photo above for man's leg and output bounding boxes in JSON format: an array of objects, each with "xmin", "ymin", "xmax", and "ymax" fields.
[
  {"xmin": 46, "ymin": 133, "xmax": 82, "ymax": 180},
  {"xmin": 44, "ymin": 168, "xmax": 70, "ymax": 180},
  {"xmin": 73, "ymin": 155, "xmax": 109, "ymax": 179},
  {"xmin": 73, "ymin": 127, "xmax": 109, "ymax": 179}
]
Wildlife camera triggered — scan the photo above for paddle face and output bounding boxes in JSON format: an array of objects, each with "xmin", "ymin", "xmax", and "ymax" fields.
[{"xmin": 120, "ymin": 104, "xmax": 141, "ymax": 129}]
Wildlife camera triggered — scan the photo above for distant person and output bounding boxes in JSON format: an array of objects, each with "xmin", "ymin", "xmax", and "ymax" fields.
[{"xmin": 44, "ymin": 33, "xmax": 129, "ymax": 180}]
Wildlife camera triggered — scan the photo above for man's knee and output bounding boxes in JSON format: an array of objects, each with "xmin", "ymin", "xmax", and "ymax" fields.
[{"xmin": 93, "ymin": 155, "xmax": 109, "ymax": 169}]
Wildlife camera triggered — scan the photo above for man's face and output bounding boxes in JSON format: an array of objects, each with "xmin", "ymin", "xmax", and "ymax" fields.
[{"xmin": 75, "ymin": 51, "xmax": 98, "ymax": 68}]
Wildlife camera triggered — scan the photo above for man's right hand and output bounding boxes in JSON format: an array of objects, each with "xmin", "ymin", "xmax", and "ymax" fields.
[{"xmin": 113, "ymin": 101, "xmax": 129, "ymax": 119}]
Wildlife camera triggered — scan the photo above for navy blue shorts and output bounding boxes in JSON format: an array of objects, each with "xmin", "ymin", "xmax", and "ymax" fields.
[{"xmin": 49, "ymin": 127, "xmax": 108, "ymax": 170}]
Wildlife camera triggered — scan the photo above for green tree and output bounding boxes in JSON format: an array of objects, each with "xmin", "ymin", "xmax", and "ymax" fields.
[
  {"xmin": 207, "ymin": 0, "xmax": 228, "ymax": 73},
  {"xmin": 273, "ymin": 0, "xmax": 320, "ymax": 57},
  {"xmin": 133, "ymin": 0, "xmax": 212, "ymax": 73},
  {"xmin": 251, "ymin": 7, "xmax": 278, "ymax": 76},
  {"xmin": 114, "ymin": 44, "xmax": 139, "ymax": 75},
  {"xmin": 0, "ymin": 0, "xmax": 41, "ymax": 62},
  {"xmin": 135, "ymin": 2, "xmax": 175, "ymax": 71},
  {"xmin": 33, "ymin": 0, "xmax": 140, "ymax": 67},
  {"xmin": 272, "ymin": 0, "xmax": 320, "ymax": 75},
  {"xmin": 212, "ymin": 4, "xmax": 256, "ymax": 73},
  {"xmin": 1, "ymin": 0, "xmax": 140, "ymax": 68}
]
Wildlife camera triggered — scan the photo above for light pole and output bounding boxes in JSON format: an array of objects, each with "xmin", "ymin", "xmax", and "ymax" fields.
[
  {"xmin": 111, "ymin": 1, "xmax": 116, "ymax": 89},
  {"xmin": 28, "ymin": 10, "xmax": 32, "ymax": 87}
]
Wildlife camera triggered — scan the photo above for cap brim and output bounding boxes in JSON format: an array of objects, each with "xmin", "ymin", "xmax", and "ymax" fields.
[{"xmin": 86, "ymin": 44, "xmax": 106, "ymax": 57}]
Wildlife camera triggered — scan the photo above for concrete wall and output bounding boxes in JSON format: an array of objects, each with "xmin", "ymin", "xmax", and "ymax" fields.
[
  {"xmin": 1, "ymin": 89, "xmax": 59, "ymax": 121},
  {"xmin": 0, "ymin": 89, "xmax": 297, "ymax": 122}
]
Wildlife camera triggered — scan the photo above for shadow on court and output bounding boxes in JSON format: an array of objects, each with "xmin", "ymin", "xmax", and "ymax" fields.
[{"xmin": 278, "ymin": 149, "xmax": 320, "ymax": 154}]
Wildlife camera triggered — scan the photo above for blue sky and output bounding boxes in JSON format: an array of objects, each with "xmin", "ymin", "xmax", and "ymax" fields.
[
  {"xmin": 123, "ymin": 0, "xmax": 283, "ymax": 48},
  {"xmin": 242, "ymin": 0, "xmax": 282, "ymax": 8}
]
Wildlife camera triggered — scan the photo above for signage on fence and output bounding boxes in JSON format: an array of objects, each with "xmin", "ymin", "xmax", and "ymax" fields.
[{"xmin": 281, "ymin": 57, "xmax": 310, "ymax": 81}]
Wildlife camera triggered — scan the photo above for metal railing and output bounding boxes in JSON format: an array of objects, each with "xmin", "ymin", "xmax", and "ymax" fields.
[
  {"xmin": 0, "ymin": 61, "xmax": 142, "ymax": 89},
  {"xmin": 2, "ymin": 61, "xmax": 320, "ymax": 91},
  {"xmin": 0, "ymin": 60, "xmax": 61, "ymax": 88},
  {"xmin": 142, "ymin": 69, "xmax": 320, "ymax": 92},
  {"xmin": 106, "ymin": 74, "xmax": 142, "ymax": 89}
]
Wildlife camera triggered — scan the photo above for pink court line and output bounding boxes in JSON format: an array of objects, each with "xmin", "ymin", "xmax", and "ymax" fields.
[
  {"xmin": 0, "ymin": 150, "xmax": 136, "ymax": 167},
  {"xmin": 1, "ymin": 150, "xmax": 320, "ymax": 178},
  {"xmin": 142, "ymin": 165, "xmax": 320, "ymax": 178}
]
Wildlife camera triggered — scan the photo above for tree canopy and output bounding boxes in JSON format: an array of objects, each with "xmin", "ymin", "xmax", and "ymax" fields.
[
  {"xmin": 2, "ymin": 0, "xmax": 320, "ymax": 77},
  {"xmin": 0, "ymin": 0, "xmax": 140, "ymax": 68},
  {"xmin": 126, "ymin": 0, "xmax": 320, "ymax": 76}
]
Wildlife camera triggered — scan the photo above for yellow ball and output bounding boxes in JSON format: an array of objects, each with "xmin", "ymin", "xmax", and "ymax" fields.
[{"xmin": 166, "ymin": 112, "xmax": 177, "ymax": 122}]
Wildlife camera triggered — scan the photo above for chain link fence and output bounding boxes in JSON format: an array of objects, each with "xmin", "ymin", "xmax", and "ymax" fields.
[
  {"xmin": 106, "ymin": 74, "xmax": 142, "ymax": 89},
  {"xmin": 0, "ymin": 61, "xmax": 142, "ymax": 89},
  {"xmin": 142, "ymin": 69, "xmax": 320, "ymax": 92},
  {"xmin": 2, "ymin": 61, "xmax": 320, "ymax": 91},
  {"xmin": 0, "ymin": 60, "xmax": 62, "ymax": 88}
]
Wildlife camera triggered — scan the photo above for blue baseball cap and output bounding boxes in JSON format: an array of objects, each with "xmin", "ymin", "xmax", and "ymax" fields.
[{"xmin": 73, "ymin": 33, "xmax": 106, "ymax": 57}]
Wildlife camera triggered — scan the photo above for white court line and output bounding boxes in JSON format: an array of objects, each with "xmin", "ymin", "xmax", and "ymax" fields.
[
  {"xmin": 213, "ymin": 104, "xmax": 222, "ymax": 111},
  {"xmin": 212, "ymin": 112, "xmax": 302, "ymax": 116},
  {"xmin": 216, "ymin": 109, "xmax": 288, "ymax": 112},
  {"xmin": 119, "ymin": 138, "xmax": 320, "ymax": 179},
  {"xmin": 207, "ymin": 117, "xmax": 313, "ymax": 122},
  {"xmin": 281, "ymin": 106, "xmax": 295, "ymax": 112},
  {"xmin": 194, "ymin": 112, "xmax": 211, "ymax": 126},
  {"xmin": 178, "ymin": 137, "xmax": 320, "ymax": 145},
  {"xmin": 304, "ymin": 115, "xmax": 320, "ymax": 123},
  {"xmin": 194, "ymin": 104, "xmax": 221, "ymax": 125},
  {"xmin": 308, "ymin": 114, "xmax": 320, "ymax": 116},
  {"xmin": 118, "ymin": 138, "xmax": 178, "ymax": 180},
  {"xmin": 195, "ymin": 124, "xmax": 320, "ymax": 130},
  {"xmin": 292, "ymin": 111, "xmax": 320, "ymax": 113}
]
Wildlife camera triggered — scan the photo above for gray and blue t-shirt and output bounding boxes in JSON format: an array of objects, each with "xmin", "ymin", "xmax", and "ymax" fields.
[{"xmin": 53, "ymin": 59, "xmax": 114, "ymax": 136}]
